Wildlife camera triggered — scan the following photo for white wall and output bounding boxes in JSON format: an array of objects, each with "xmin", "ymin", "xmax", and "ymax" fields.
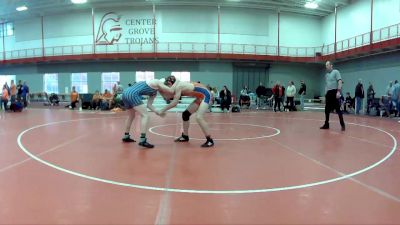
[
  {"xmin": 159, "ymin": 6, "xmax": 218, "ymax": 43},
  {"xmin": 321, "ymin": 0, "xmax": 370, "ymax": 46},
  {"xmin": 3, "ymin": 1, "xmax": 399, "ymax": 57},
  {"xmin": 280, "ymin": 13, "xmax": 321, "ymax": 47},
  {"xmin": 373, "ymin": 0, "xmax": 400, "ymax": 29},
  {"xmin": 321, "ymin": 0, "xmax": 400, "ymax": 46},
  {"xmin": 2, "ymin": 5, "xmax": 325, "ymax": 54},
  {"xmin": 8, "ymin": 12, "xmax": 93, "ymax": 51},
  {"xmin": 220, "ymin": 7, "xmax": 276, "ymax": 46},
  {"xmin": 321, "ymin": 13, "xmax": 335, "ymax": 46}
]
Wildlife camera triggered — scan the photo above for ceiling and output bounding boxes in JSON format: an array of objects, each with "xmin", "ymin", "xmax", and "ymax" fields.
[{"xmin": 0, "ymin": 0, "xmax": 350, "ymax": 21}]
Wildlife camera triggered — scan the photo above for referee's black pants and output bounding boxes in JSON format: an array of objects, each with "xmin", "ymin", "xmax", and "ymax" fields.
[{"xmin": 324, "ymin": 89, "xmax": 345, "ymax": 127}]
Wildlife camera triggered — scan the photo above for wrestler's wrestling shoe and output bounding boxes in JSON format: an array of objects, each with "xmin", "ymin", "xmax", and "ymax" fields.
[
  {"xmin": 175, "ymin": 133, "xmax": 189, "ymax": 142},
  {"xmin": 139, "ymin": 139, "xmax": 154, "ymax": 148},
  {"xmin": 201, "ymin": 138, "xmax": 214, "ymax": 148},
  {"xmin": 122, "ymin": 135, "xmax": 136, "ymax": 143}
]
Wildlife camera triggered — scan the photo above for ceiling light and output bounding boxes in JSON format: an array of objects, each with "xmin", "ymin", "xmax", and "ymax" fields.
[
  {"xmin": 305, "ymin": 1, "xmax": 318, "ymax": 9},
  {"xmin": 71, "ymin": 0, "xmax": 87, "ymax": 4},
  {"xmin": 16, "ymin": 5, "xmax": 28, "ymax": 11}
]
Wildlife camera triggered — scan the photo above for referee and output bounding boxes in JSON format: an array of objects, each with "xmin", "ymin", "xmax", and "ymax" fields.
[{"xmin": 320, "ymin": 61, "xmax": 345, "ymax": 131}]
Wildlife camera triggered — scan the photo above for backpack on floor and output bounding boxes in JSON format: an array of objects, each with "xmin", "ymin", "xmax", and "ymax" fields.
[
  {"xmin": 10, "ymin": 102, "xmax": 23, "ymax": 112},
  {"xmin": 232, "ymin": 105, "xmax": 240, "ymax": 113}
]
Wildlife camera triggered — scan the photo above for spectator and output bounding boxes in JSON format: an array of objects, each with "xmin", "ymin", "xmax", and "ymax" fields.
[
  {"xmin": 113, "ymin": 82, "xmax": 124, "ymax": 108},
  {"xmin": 116, "ymin": 81, "xmax": 124, "ymax": 94},
  {"xmin": 386, "ymin": 81, "xmax": 393, "ymax": 96},
  {"xmin": 286, "ymin": 81, "xmax": 296, "ymax": 111},
  {"xmin": 272, "ymin": 81, "xmax": 284, "ymax": 112},
  {"xmin": 354, "ymin": 79, "xmax": 364, "ymax": 115},
  {"xmin": 1, "ymin": 85, "xmax": 9, "ymax": 110},
  {"xmin": 379, "ymin": 95, "xmax": 391, "ymax": 117},
  {"xmin": 4, "ymin": 82, "xmax": 10, "ymax": 96},
  {"xmin": 366, "ymin": 82, "xmax": 375, "ymax": 114},
  {"xmin": 91, "ymin": 90, "xmax": 102, "ymax": 110},
  {"xmin": 70, "ymin": 86, "xmax": 80, "ymax": 110},
  {"xmin": 219, "ymin": 86, "xmax": 231, "ymax": 112},
  {"xmin": 10, "ymin": 80, "xmax": 16, "ymax": 103},
  {"xmin": 240, "ymin": 85, "xmax": 250, "ymax": 108},
  {"xmin": 17, "ymin": 80, "xmax": 23, "ymax": 102},
  {"xmin": 392, "ymin": 80, "xmax": 400, "ymax": 117},
  {"xmin": 212, "ymin": 87, "xmax": 219, "ymax": 99},
  {"xmin": 112, "ymin": 83, "xmax": 118, "ymax": 95},
  {"xmin": 256, "ymin": 82, "xmax": 267, "ymax": 109},
  {"xmin": 101, "ymin": 89, "xmax": 113, "ymax": 110},
  {"xmin": 298, "ymin": 80, "xmax": 306, "ymax": 110},
  {"xmin": 281, "ymin": 84, "xmax": 286, "ymax": 107},
  {"xmin": 206, "ymin": 85, "xmax": 214, "ymax": 112},
  {"xmin": 344, "ymin": 92, "xmax": 354, "ymax": 113},
  {"xmin": 21, "ymin": 81, "xmax": 29, "ymax": 108}
]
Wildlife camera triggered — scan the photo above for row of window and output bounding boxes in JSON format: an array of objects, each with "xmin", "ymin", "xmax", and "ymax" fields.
[
  {"xmin": 1, "ymin": 71, "xmax": 190, "ymax": 94},
  {"xmin": 0, "ymin": 22, "xmax": 14, "ymax": 37}
]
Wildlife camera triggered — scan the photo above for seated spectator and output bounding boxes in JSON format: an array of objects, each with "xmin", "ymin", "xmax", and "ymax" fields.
[
  {"xmin": 343, "ymin": 92, "xmax": 354, "ymax": 113},
  {"xmin": 379, "ymin": 95, "xmax": 391, "ymax": 117},
  {"xmin": 70, "ymin": 86, "xmax": 80, "ymax": 110},
  {"xmin": 49, "ymin": 93, "xmax": 60, "ymax": 106},
  {"xmin": 91, "ymin": 90, "xmax": 102, "ymax": 110},
  {"xmin": 101, "ymin": 89, "xmax": 113, "ymax": 110},
  {"xmin": 240, "ymin": 85, "xmax": 251, "ymax": 108},
  {"xmin": 213, "ymin": 87, "xmax": 220, "ymax": 104}
]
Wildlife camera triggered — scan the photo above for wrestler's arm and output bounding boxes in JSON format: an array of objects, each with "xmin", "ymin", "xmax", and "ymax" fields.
[
  {"xmin": 159, "ymin": 88, "xmax": 182, "ymax": 114},
  {"xmin": 146, "ymin": 94, "xmax": 159, "ymax": 113}
]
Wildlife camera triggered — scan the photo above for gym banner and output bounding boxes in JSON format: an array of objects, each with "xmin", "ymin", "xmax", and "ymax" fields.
[{"xmin": 95, "ymin": 10, "xmax": 158, "ymax": 45}]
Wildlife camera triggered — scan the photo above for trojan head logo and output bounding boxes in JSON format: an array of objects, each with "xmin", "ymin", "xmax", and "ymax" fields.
[{"xmin": 95, "ymin": 12, "xmax": 122, "ymax": 45}]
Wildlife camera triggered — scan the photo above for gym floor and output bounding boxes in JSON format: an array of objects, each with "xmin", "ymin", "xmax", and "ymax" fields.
[{"xmin": 0, "ymin": 109, "xmax": 399, "ymax": 224}]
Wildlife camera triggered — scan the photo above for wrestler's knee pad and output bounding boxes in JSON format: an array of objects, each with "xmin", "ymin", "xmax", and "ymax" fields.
[{"xmin": 182, "ymin": 110, "xmax": 192, "ymax": 121}]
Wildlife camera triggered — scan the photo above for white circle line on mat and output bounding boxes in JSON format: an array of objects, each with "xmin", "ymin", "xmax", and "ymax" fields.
[
  {"xmin": 17, "ymin": 117, "xmax": 397, "ymax": 194},
  {"xmin": 149, "ymin": 123, "xmax": 280, "ymax": 141}
]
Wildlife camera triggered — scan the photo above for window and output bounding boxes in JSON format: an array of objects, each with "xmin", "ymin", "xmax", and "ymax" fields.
[
  {"xmin": 135, "ymin": 71, "xmax": 154, "ymax": 82},
  {"xmin": 102, "ymin": 72, "xmax": 119, "ymax": 92},
  {"xmin": 43, "ymin": 73, "xmax": 59, "ymax": 94},
  {"xmin": 0, "ymin": 75, "xmax": 16, "ymax": 87},
  {"xmin": 0, "ymin": 75, "xmax": 16, "ymax": 85},
  {"xmin": 171, "ymin": 71, "xmax": 190, "ymax": 82},
  {"xmin": 71, "ymin": 73, "xmax": 88, "ymax": 93},
  {"xmin": 0, "ymin": 22, "xmax": 14, "ymax": 37}
]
